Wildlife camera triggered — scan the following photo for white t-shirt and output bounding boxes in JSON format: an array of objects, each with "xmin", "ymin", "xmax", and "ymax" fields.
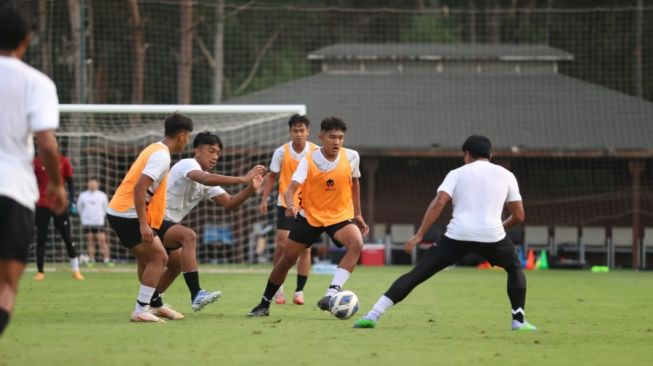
[
  {"xmin": 77, "ymin": 190, "xmax": 109, "ymax": 226},
  {"xmin": 291, "ymin": 148, "xmax": 361, "ymax": 184},
  {"xmin": 107, "ymin": 142, "xmax": 170, "ymax": 218},
  {"xmin": 269, "ymin": 142, "xmax": 315, "ymax": 206},
  {"xmin": 0, "ymin": 56, "xmax": 59, "ymax": 211},
  {"xmin": 165, "ymin": 158, "xmax": 226, "ymax": 223},
  {"xmin": 438, "ymin": 160, "xmax": 522, "ymax": 243}
]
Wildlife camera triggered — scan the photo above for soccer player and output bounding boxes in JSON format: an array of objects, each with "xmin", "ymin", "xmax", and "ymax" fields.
[
  {"xmin": 258, "ymin": 114, "xmax": 317, "ymax": 305},
  {"xmin": 77, "ymin": 179, "xmax": 111, "ymax": 267},
  {"xmin": 147, "ymin": 131, "xmax": 266, "ymax": 318},
  {"xmin": 33, "ymin": 153, "xmax": 84, "ymax": 280},
  {"xmin": 107, "ymin": 113, "xmax": 193, "ymax": 323},
  {"xmin": 0, "ymin": 1, "xmax": 67, "ymax": 335},
  {"xmin": 248, "ymin": 117, "xmax": 369, "ymax": 317},
  {"xmin": 353, "ymin": 135, "xmax": 537, "ymax": 331}
]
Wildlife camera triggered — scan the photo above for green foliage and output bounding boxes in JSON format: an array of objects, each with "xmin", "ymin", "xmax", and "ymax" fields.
[{"xmin": 399, "ymin": 15, "xmax": 461, "ymax": 43}]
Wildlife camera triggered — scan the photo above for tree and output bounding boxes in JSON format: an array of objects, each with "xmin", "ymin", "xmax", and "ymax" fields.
[{"xmin": 128, "ymin": 0, "xmax": 145, "ymax": 104}]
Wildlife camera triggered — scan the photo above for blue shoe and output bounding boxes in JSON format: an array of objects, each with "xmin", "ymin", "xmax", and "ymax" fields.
[
  {"xmin": 511, "ymin": 320, "xmax": 537, "ymax": 332},
  {"xmin": 191, "ymin": 289, "xmax": 221, "ymax": 312},
  {"xmin": 353, "ymin": 317, "xmax": 376, "ymax": 329}
]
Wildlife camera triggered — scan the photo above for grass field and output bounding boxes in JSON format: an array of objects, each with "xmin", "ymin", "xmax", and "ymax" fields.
[{"xmin": 1, "ymin": 265, "xmax": 651, "ymax": 366}]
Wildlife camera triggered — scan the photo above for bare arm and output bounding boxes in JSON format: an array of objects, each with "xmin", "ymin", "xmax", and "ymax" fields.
[
  {"xmin": 503, "ymin": 201, "xmax": 525, "ymax": 229},
  {"xmin": 187, "ymin": 165, "xmax": 266, "ymax": 186},
  {"xmin": 284, "ymin": 180, "xmax": 301, "ymax": 217},
  {"xmin": 35, "ymin": 130, "xmax": 67, "ymax": 214},
  {"xmin": 352, "ymin": 178, "xmax": 369, "ymax": 236},
  {"xmin": 212, "ymin": 174, "xmax": 264, "ymax": 210},
  {"xmin": 134, "ymin": 174, "xmax": 154, "ymax": 243},
  {"xmin": 258, "ymin": 171, "xmax": 277, "ymax": 214},
  {"xmin": 404, "ymin": 191, "xmax": 451, "ymax": 253}
]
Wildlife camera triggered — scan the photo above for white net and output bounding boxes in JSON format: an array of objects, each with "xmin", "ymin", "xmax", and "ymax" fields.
[{"xmin": 35, "ymin": 104, "xmax": 305, "ymax": 265}]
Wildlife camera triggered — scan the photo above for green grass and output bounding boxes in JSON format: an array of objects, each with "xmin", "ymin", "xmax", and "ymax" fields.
[{"xmin": 1, "ymin": 266, "xmax": 652, "ymax": 366}]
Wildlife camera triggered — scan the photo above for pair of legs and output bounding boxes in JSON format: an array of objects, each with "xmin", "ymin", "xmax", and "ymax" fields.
[
  {"xmin": 356, "ymin": 235, "xmax": 533, "ymax": 330},
  {"xmin": 34, "ymin": 207, "xmax": 81, "ymax": 277},
  {"xmin": 84, "ymin": 226, "xmax": 110, "ymax": 264},
  {"xmin": 249, "ymin": 216, "xmax": 363, "ymax": 316},
  {"xmin": 272, "ymin": 206, "xmax": 311, "ymax": 304},
  {"xmin": 0, "ymin": 196, "xmax": 35, "ymax": 335}
]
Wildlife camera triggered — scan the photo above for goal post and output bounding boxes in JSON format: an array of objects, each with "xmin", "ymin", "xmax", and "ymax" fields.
[{"xmin": 40, "ymin": 104, "xmax": 306, "ymax": 266}]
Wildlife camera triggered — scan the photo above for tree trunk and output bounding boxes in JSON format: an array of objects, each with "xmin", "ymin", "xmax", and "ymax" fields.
[
  {"xmin": 38, "ymin": 0, "xmax": 52, "ymax": 77},
  {"xmin": 212, "ymin": 0, "xmax": 225, "ymax": 103},
  {"xmin": 178, "ymin": 0, "xmax": 194, "ymax": 104},
  {"xmin": 487, "ymin": 0, "xmax": 501, "ymax": 44},
  {"xmin": 128, "ymin": 0, "xmax": 145, "ymax": 104},
  {"xmin": 468, "ymin": 0, "xmax": 476, "ymax": 43},
  {"xmin": 67, "ymin": 0, "xmax": 82, "ymax": 103}
]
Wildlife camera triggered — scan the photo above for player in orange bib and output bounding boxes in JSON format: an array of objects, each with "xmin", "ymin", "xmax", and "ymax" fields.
[
  {"xmin": 249, "ymin": 117, "xmax": 369, "ymax": 317},
  {"xmin": 106, "ymin": 113, "xmax": 193, "ymax": 323},
  {"xmin": 259, "ymin": 114, "xmax": 318, "ymax": 305}
]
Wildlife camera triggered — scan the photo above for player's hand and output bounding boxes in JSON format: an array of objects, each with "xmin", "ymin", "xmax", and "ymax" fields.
[
  {"xmin": 139, "ymin": 222, "xmax": 154, "ymax": 244},
  {"xmin": 404, "ymin": 234, "xmax": 422, "ymax": 254},
  {"xmin": 259, "ymin": 199, "xmax": 268, "ymax": 214},
  {"xmin": 243, "ymin": 165, "xmax": 267, "ymax": 183},
  {"xmin": 285, "ymin": 204, "xmax": 300, "ymax": 218},
  {"xmin": 47, "ymin": 183, "xmax": 68, "ymax": 215},
  {"xmin": 354, "ymin": 215, "xmax": 369, "ymax": 237},
  {"xmin": 251, "ymin": 173, "xmax": 264, "ymax": 191}
]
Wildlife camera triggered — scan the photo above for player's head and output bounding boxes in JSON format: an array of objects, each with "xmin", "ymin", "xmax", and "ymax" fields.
[
  {"xmin": 87, "ymin": 179, "xmax": 99, "ymax": 191},
  {"xmin": 0, "ymin": 0, "xmax": 31, "ymax": 57},
  {"xmin": 164, "ymin": 113, "xmax": 194, "ymax": 153},
  {"xmin": 462, "ymin": 135, "xmax": 492, "ymax": 162},
  {"xmin": 319, "ymin": 117, "xmax": 347, "ymax": 157},
  {"xmin": 193, "ymin": 131, "xmax": 222, "ymax": 171},
  {"xmin": 287, "ymin": 114, "xmax": 310, "ymax": 146}
]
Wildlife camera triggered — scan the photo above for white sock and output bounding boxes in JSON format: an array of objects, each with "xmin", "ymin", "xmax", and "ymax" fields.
[
  {"xmin": 366, "ymin": 295, "xmax": 394, "ymax": 321},
  {"xmin": 134, "ymin": 284, "xmax": 156, "ymax": 313},
  {"xmin": 103, "ymin": 257, "xmax": 111, "ymax": 263},
  {"xmin": 325, "ymin": 268, "xmax": 351, "ymax": 297},
  {"xmin": 70, "ymin": 257, "xmax": 79, "ymax": 272}
]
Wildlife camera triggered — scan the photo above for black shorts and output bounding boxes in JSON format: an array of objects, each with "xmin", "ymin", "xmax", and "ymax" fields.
[
  {"xmin": 0, "ymin": 196, "xmax": 35, "ymax": 263},
  {"xmin": 83, "ymin": 225, "xmax": 105, "ymax": 234},
  {"xmin": 431, "ymin": 235, "xmax": 521, "ymax": 269},
  {"xmin": 156, "ymin": 220, "xmax": 179, "ymax": 252},
  {"xmin": 288, "ymin": 215, "xmax": 353, "ymax": 248},
  {"xmin": 276, "ymin": 206, "xmax": 295, "ymax": 231},
  {"xmin": 107, "ymin": 214, "xmax": 166, "ymax": 248}
]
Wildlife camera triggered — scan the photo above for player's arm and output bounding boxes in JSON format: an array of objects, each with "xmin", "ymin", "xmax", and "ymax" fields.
[
  {"xmin": 405, "ymin": 191, "xmax": 451, "ymax": 253},
  {"xmin": 503, "ymin": 201, "xmax": 525, "ymax": 229},
  {"xmin": 258, "ymin": 171, "xmax": 277, "ymax": 214},
  {"xmin": 134, "ymin": 174, "xmax": 155, "ymax": 243},
  {"xmin": 187, "ymin": 165, "xmax": 266, "ymax": 186},
  {"xmin": 35, "ymin": 130, "xmax": 67, "ymax": 214},
  {"xmin": 212, "ymin": 174, "xmax": 265, "ymax": 210},
  {"xmin": 284, "ymin": 180, "xmax": 301, "ymax": 218},
  {"xmin": 351, "ymin": 177, "xmax": 369, "ymax": 236}
]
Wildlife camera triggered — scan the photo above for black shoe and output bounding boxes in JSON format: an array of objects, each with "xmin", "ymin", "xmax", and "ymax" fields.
[
  {"xmin": 247, "ymin": 304, "xmax": 270, "ymax": 317},
  {"xmin": 317, "ymin": 296, "xmax": 332, "ymax": 311}
]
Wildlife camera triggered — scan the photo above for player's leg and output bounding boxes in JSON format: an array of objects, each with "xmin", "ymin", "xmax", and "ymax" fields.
[
  {"xmin": 477, "ymin": 238, "xmax": 536, "ymax": 331},
  {"xmin": 33, "ymin": 207, "xmax": 51, "ymax": 278},
  {"xmin": 96, "ymin": 231, "xmax": 112, "ymax": 266},
  {"xmin": 293, "ymin": 246, "xmax": 311, "ymax": 305},
  {"xmin": 354, "ymin": 237, "xmax": 468, "ymax": 328},
  {"xmin": 316, "ymin": 222, "xmax": 363, "ymax": 310},
  {"xmin": 53, "ymin": 212, "xmax": 82, "ymax": 279},
  {"xmin": 272, "ymin": 206, "xmax": 292, "ymax": 304},
  {"xmin": 131, "ymin": 237, "xmax": 168, "ymax": 322},
  {"xmin": 0, "ymin": 196, "xmax": 35, "ymax": 335},
  {"xmin": 85, "ymin": 229, "xmax": 96, "ymax": 266},
  {"xmin": 148, "ymin": 248, "xmax": 184, "ymax": 320}
]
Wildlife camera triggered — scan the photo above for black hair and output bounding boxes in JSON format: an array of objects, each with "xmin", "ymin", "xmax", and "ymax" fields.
[
  {"xmin": 193, "ymin": 130, "xmax": 223, "ymax": 149},
  {"xmin": 462, "ymin": 135, "xmax": 492, "ymax": 159},
  {"xmin": 288, "ymin": 114, "xmax": 310, "ymax": 129},
  {"xmin": 320, "ymin": 117, "xmax": 347, "ymax": 133},
  {"xmin": 0, "ymin": 0, "xmax": 31, "ymax": 50},
  {"xmin": 164, "ymin": 113, "xmax": 193, "ymax": 137}
]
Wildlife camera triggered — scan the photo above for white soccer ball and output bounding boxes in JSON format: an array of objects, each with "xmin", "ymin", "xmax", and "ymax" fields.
[{"xmin": 328, "ymin": 290, "xmax": 359, "ymax": 320}]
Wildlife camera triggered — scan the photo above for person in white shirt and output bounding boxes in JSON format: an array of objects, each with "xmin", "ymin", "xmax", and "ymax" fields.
[
  {"xmin": 147, "ymin": 131, "xmax": 265, "ymax": 315},
  {"xmin": 258, "ymin": 114, "xmax": 318, "ymax": 306},
  {"xmin": 354, "ymin": 135, "xmax": 537, "ymax": 332},
  {"xmin": 77, "ymin": 179, "xmax": 111, "ymax": 267},
  {"xmin": 0, "ymin": 2, "xmax": 67, "ymax": 336}
]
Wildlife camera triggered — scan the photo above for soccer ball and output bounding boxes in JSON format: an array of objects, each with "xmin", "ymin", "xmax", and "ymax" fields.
[{"xmin": 328, "ymin": 290, "xmax": 359, "ymax": 320}]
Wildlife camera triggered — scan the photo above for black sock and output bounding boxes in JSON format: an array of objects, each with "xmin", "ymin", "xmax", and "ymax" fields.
[
  {"xmin": 506, "ymin": 265, "xmax": 527, "ymax": 322},
  {"xmin": 150, "ymin": 290, "xmax": 163, "ymax": 308},
  {"xmin": 296, "ymin": 275, "xmax": 308, "ymax": 292},
  {"xmin": 260, "ymin": 280, "xmax": 281, "ymax": 308},
  {"xmin": 183, "ymin": 271, "xmax": 201, "ymax": 301},
  {"xmin": 0, "ymin": 309, "xmax": 9, "ymax": 336},
  {"xmin": 36, "ymin": 242, "xmax": 45, "ymax": 273}
]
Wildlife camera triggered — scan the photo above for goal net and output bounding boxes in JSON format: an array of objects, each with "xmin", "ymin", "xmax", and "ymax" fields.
[{"xmin": 35, "ymin": 104, "xmax": 305, "ymax": 266}]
